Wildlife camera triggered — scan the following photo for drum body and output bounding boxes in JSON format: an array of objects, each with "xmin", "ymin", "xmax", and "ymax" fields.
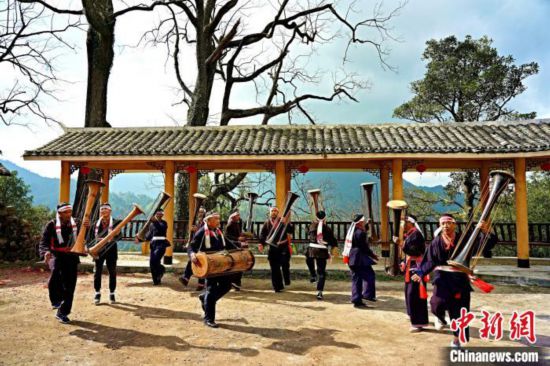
[{"xmin": 192, "ymin": 249, "xmax": 255, "ymax": 279}]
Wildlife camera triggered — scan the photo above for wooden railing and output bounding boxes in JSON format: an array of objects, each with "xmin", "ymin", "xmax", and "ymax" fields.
[{"xmin": 121, "ymin": 220, "xmax": 550, "ymax": 248}]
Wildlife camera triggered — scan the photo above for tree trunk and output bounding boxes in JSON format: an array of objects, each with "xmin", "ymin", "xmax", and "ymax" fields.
[
  {"xmin": 463, "ymin": 171, "xmax": 477, "ymax": 218},
  {"xmin": 82, "ymin": 0, "xmax": 115, "ymax": 128},
  {"xmin": 175, "ymin": 173, "xmax": 190, "ymax": 221},
  {"xmin": 74, "ymin": 0, "xmax": 115, "ymax": 214},
  {"xmin": 186, "ymin": 5, "xmax": 216, "ymax": 126}
]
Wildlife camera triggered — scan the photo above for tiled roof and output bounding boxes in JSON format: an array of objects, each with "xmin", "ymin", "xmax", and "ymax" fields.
[{"xmin": 23, "ymin": 119, "xmax": 550, "ymax": 158}]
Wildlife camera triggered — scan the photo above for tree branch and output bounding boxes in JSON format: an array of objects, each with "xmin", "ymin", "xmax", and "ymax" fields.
[
  {"xmin": 17, "ymin": 0, "xmax": 83, "ymax": 15},
  {"xmin": 113, "ymin": 0, "xmax": 179, "ymax": 18},
  {"xmin": 206, "ymin": 0, "xmax": 238, "ymax": 34},
  {"xmin": 205, "ymin": 19, "xmax": 239, "ymax": 65}
]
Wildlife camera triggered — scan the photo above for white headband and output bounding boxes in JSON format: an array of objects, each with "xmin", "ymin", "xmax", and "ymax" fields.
[
  {"xmin": 57, "ymin": 205, "xmax": 72, "ymax": 213},
  {"xmin": 205, "ymin": 212, "xmax": 220, "ymax": 220}
]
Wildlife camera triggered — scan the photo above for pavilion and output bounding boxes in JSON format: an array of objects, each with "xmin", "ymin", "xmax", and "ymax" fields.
[{"xmin": 23, "ymin": 119, "xmax": 550, "ymax": 267}]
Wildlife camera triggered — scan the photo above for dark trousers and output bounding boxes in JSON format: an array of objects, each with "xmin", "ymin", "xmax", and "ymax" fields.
[
  {"xmin": 181, "ymin": 259, "xmax": 205, "ymax": 285},
  {"xmin": 281, "ymin": 253, "xmax": 291, "ymax": 286},
  {"xmin": 150, "ymin": 245, "xmax": 166, "ymax": 284},
  {"xmin": 268, "ymin": 253, "xmax": 291, "ymax": 291},
  {"xmin": 231, "ymin": 272, "xmax": 243, "ymax": 287},
  {"xmin": 94, "ymin": 255, "xmax": 117, "ymax": 293},
  {"xmin": 48, "ymin": 255, "xmax": 78, "ymax": 316},
  {"xmin": 350, "ymin": 265, "xmax": 376, "ymax": 303},
  {"xmin": 204, "ymin": 276, "xmax": 232, "ymax": 322},
  {"xmin": 306, "ymin": 256, "xmax": 328, "ymax": 292},
  {"xmin": 430, "ymin": 286, "xmax": 471, "ymax": 341},
  {"xmin": 405, "ymin": 281, "xmax": 429, "ymax": 326}
]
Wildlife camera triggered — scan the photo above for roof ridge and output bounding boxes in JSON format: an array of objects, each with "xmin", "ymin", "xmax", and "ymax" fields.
[
  {"xmin": 62, "ymin": 118, "xmax": 550, "ymax": 132},
  {"xmin": 62, "ymin": 118, "xmax": 549, "ymax": 132},
  {"xmin": 25, "ymin": 119, "xmax": 550, "ymax": 159}
]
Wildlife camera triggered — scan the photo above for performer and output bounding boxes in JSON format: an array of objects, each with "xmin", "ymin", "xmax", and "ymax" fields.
[
  {"xmin": 306, "ymin": 210, "xmax": 338, "ymax": 300},
  {"xmin": 223, "ymin": 209, "xmax": 249, "ymax": 291},
  {"xmin": 342, "ymin": 214, "xmax": 379, "ymax": 308},
  {"xmin": 259, "ymin": 207, "xmax": 293, "ymax": 292},
  {"xmin": 188, "ymin": 211, "xmax": 231, "ymax": 328},
  {"xmin": 90, "ymin": 203, "xmax": 121, "ymax": 305},
  {"xmin": 39, "ymin": 203, "xmax": 89, "ymax": 324},
  {"xmin": 400, "ymin": 214, "xmax": 429, "ymax": 332},
  {"xmin": 144, "ymin": 208, "xmax": 171, "ymax": 285},
  {"xmin": 179, "ymin": 207, "xmax": 206, "ymax": 291},
  {"xmin": 412, "ymin": 213, "xmax": 496, "ymax": 347}
]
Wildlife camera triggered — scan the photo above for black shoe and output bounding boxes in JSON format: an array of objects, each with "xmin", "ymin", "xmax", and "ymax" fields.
[
  {"xmin": 51, "ymin": 302, "xmax": 62, "ymax": 310},
  {"xmin": 153, "ymin": 281, "xmax": 160, "ymax": 286},
  {"xmin": 198, "ymin": 294, "xmax": 206, "ymax": 312},
  {"xmin": 309, "ymin": 277, "xmax": 317, "ymax": 283},
  {"xmin": 55, "ymin": 312, "xmax": 70, "ymax": 324},
  {"xmin": 94, "ymin": 293, "xmax": 101, "ymax": 305},
  {"xmin": 284, "ymin": 280, "xmax": 291, "ymax": 286},
  {"xmin": 179, "ymin": 277, "xmax": 189, "ymax": 287},
  {"xmin": 364, "ymin": 297, "xmax": 377, "ymax": 302},
  {"xmin": 274, "ymin": 288, "xmax": 283, "ymax": 293},
  {"xmin": 109, "ymin": 293, "xmax": 116, "ymax": 304},
  {"xmin": 204, "ymin": 320, "xmax": 219, "ymax": 328},
  {"xmin": 316, "ymin": 291, "xmax": 323, "ymax": 300},
  {"xmin": 353, "ymin": 302, "xmax": 368, "ymax": 309}
]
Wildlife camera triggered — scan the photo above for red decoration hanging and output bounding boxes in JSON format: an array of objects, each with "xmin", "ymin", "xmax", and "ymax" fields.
[
  {"xmin": 415, "ymin": 164, "xmax": 427, "ymax": 174},
  {"xmin": 80, "ymin": 166, "xmax": 91, "ymax": 175},
  {"xmin": 541, "ymin": 162, "xmax": 550, "ymax": 171},
  {"xmin": 185, "ymin": 166, "xmax": 197, "ymax": 174},
  {"xmin": 297, "ymin": 165, "xmax": 309, "ymax": 174}
]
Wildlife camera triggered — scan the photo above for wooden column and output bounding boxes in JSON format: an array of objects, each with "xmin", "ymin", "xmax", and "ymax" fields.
[
  {"xmin": 380, "ymin": 163, "xmax": 391, "ymax": 257},
  {"xmin": 392, "ymin": 158, "xmax": 404, "ymax": 200},
  {"xmin": 479, "ymin": 161, "xmax": 490, "ymax": 207},
  {"xmin": 59, "ymin": 161, "xmax": 71, "ymax": 203},
  {"xmin": 163, "ymin": 161, "xmax": 175, "ymax": 265},
  {"xmin": 187, "ymin": 169, "xmax": 199, "ymax": 238},
  {"xmin": 101, "ymin": 169, "xmax": 110, "ymax": 203},
  {"xmin": 514, "ymin": 158, "xmax": 530, "ymax": 268},
  {"xmin": 275, "ymin": 161, "xmax": 289, "ymax": 209}
]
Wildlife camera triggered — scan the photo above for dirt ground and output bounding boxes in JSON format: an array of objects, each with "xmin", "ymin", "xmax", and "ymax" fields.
[{"xmin": 0, "ymin": 267, "xmax": 548, "ymax": 366}]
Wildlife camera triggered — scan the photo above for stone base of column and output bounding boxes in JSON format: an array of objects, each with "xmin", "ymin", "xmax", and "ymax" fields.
[{"xmin": 517, "ymin": 258, "xmax": 530, "ymax": 268}]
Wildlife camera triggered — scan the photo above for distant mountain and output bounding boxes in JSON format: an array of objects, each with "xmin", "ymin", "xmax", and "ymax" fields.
[
  {"xmin": 2, "ymin": 160, "xmax": 460, "ymax": 220},
  {"xmin": 0, "ymin": 160, "xmax": 153, "ymax": 217},
  {"xmin": 1, "ymin": 160, "xmax": 77, "ymax": 209},
  {"xmin": 109, "ymin": 173, "xmax": 163, "ymax": 198},
  {"xmin": 290, "ymin": 172, "xmax": 460, "ymax": 217}
]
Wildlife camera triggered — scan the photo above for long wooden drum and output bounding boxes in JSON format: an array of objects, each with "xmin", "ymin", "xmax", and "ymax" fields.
[{"xmin": 192, "ymin": 249, "xmax": 255, "ymax": 279}]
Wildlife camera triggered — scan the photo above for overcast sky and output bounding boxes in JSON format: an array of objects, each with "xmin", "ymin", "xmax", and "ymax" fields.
[{"xmin": 1, "ymin": 0, "xmax": 549, "ymax": 186}]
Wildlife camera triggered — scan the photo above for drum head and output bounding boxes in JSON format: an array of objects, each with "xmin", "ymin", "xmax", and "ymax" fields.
[
  {"xmin": 191, "ymin": 252, "xmax": 209, "ymax": 278},
  {"xmin": 386, "ymin": 199, "xmax": 408, "ymax": 210}
]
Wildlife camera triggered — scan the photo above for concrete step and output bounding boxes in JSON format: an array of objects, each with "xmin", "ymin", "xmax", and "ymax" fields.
[{"xmin": 34, "ymin": 254, "xmax": 550, "ymax": 287}]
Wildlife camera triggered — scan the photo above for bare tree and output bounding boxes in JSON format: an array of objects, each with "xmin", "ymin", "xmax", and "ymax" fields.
[
  {"xmin": 19, "ymin": 0, "xmax": 177, "ymax": 127},
  {"xmin": 142, "ymin": 0, "xmax": 403, "ymax": 126},
  {"xmin": 18, "ymin": 0, "xmax": 179, "ymax": 213},
  {"xmin": 0, "ymin": 0, "xmax": 80, "ymax": 126},
  {"xmin": 142, "ymin": 0, "xmax": 403, "ymax": 210}
]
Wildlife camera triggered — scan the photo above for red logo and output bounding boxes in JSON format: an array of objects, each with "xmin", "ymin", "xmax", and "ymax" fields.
[
  {"xmin": 509, "ymin": 310, "xmax": 537, "ymax": 344},
  {"xmin": 479, "ymin": 310, "xmax": 504, "ymax": 341},
  {"xmin": 450, "ymin": 307, "xmax": 475, "ymax": 344}
]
